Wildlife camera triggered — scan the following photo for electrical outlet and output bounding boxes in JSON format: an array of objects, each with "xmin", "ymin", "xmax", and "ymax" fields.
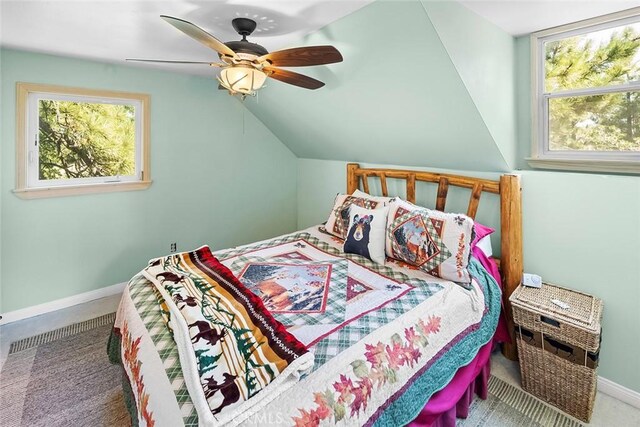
[{"xmin": 170, "ymin": 242, "xmax": 177, "ymax": 253}]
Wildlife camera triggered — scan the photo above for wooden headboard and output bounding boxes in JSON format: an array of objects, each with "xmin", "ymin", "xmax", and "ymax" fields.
[{"xmin": 346, "ymin": 163, "xmax": 523, "ymax": 360}]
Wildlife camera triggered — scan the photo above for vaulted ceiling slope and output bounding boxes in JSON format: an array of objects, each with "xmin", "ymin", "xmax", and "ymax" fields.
[
  {"xmin": 243, "ymin": 0, "xmax": 514, "ymax": 172},
  {"xmin": 423, "ymin": 1, "xmax": 517, "ymax": 169}
]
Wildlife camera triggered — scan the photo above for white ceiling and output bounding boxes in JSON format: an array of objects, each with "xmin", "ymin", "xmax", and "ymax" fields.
[
  {"xmin": 0, "ymin": 1, "xmax": 372, "ymax": 76},
  {"xmin": 460, "ymin": 0, "xmax": 640, "ymax": 36},
  {"xmin": 2, "ymin": 0, "xmax": 640, "ymax": 77}
]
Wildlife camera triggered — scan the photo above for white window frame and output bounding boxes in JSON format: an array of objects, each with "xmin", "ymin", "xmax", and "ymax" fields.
[
  {"xmin": 528, "ymin": 8, "xmax": 640, "ymax": 174},
  {"xmin": 15, "ymin": 83, "xmax": 151, "ymax": 199}
]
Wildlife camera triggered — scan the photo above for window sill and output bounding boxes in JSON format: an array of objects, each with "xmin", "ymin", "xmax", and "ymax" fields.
[
  {"xmin": 13, "ymin": 180, "xmax": 153, "ymax": 199},
  {"xmin": 526, "ymin": 158, "xmax": 640, "ymax": 175}
]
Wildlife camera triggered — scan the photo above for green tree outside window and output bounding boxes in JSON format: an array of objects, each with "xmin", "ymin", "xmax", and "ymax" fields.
[
  {"xmin": 545, "ymin": 24, "xmax": 640, "ymax": 152},
  {"xmin": 38, "ymin": 99, "xmax": 136, "ymax": 180}
]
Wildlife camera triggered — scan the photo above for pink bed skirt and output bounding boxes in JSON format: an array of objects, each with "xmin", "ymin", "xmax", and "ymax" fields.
[
  {"xmin": 407, "ymin": 339, "xmax": 493, "ymax": 427},
  {"xmin": 405, "ymin": 241, "xmax": 506, "ymax": 426}
]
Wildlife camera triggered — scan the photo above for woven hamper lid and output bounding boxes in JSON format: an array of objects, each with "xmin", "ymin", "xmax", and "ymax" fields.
[{"xmin": 510, "ymin": 282, "xmax": 602, "ymax": 332}]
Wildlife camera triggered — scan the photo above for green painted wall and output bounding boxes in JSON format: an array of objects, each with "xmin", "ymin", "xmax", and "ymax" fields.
[
  {"xmin": 518, "ymin": 170, "xmax": 640, "ymax": 392},
  {"xmin": 515, "ymin": 36, "xmax": 533, "ymax": 170},
  {"xmin": 423, "ymin": 0, "xmax": 517, "ymax": 169},
  {"xmin": 0, "ymin": 49, "xmax": 298, "ymax": 313},
  {"xmin": 243, "ymin": 0, "xmax": 510, "ymax": 172}
]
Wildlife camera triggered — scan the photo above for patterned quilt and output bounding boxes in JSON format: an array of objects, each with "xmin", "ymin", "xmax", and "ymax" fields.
[{"xmin": 109, "ymin": 226, "xmax": 501, "ymax": 426}]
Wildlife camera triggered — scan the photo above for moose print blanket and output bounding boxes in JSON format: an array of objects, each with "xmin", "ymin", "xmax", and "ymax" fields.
[{"xmin": 142, "ymin": 246, "xmax": 314, "ymax": 427}]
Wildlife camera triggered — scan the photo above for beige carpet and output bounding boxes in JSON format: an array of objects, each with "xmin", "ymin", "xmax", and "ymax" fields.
[
  {"xmin": 0, "ymin": 314, "xmax": 582, "ymax": 427},
  {"xmin": 0, "ymin": 313, "xmax": 130, "ymax": 427}
]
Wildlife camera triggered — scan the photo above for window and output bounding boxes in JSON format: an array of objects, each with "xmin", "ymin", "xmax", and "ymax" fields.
[
  {"xmin": 530, "ymin": 10, "xmax": 640, "ymax": 174},
  {"xmin": 15, "ymin": 83, "xmax": 151, "ymax": 198}
]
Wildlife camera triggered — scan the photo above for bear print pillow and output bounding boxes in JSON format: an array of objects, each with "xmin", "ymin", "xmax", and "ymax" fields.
[
  {"xmin": 325, "ymin": 194, "xmax": 387, "ymax": 239},
  {"xmin": 344, "ymin": 205, "xmax": 388, "ymax": 265}
]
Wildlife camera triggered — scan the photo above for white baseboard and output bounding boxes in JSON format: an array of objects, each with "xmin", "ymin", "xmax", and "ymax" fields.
[
  {"xmin": 0, "ymin": 282, "xmax": 126, "ymax": 326},
  {"xmin": 599, "ymin": 376, "xmax": 640, "ymax": 409}
]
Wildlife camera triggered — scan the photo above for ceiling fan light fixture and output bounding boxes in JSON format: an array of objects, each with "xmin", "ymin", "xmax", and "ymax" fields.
[
  {"xmin": 133, "ymin": 16, "xmax": 343, "ymax": 96},
  {"xmin": 218, "ymin": 65, "xmax": 267, "ymax": 96}
]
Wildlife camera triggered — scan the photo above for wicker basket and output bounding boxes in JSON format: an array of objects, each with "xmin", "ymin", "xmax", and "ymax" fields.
[{"xmin": 510, "ymin": 283, "xmax": 603, "ymax": 422}]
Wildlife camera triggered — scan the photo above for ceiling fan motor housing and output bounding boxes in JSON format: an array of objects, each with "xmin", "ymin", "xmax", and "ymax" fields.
[{"xmin": 223, "ymin": 40, "xmax": 268, "ymax": 57}]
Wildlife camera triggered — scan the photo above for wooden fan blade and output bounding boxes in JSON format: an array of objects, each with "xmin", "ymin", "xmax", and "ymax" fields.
[
  {"xmin": 257, "ymin": 46, "xmax": 342, "ymax": 67},
  {"xmin": 160, "ymin": 15, "xmax": 237, "ymax": 58},
  {"xmin": 264, "ymin": 66, "xmax": 325, "ymax": 90},
  {"xmin": 126, "ymin": 59, "xmax": 223, "ymax": 66}
]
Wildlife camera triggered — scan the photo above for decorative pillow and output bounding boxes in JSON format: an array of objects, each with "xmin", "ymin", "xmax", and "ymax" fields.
[
  {"xmin": 352, "ymin": 189, "xmax": 396, "ymax": 204},
  {"xmin": 386, "ymin": 199, "xmax": 475, "ymax": 284},
  {"xmin": 325, "ymin": 194, "xmax": 387, "ymax": 239},
  {"xmin": 343, "ymin": 205, "xmax": 388, "ymax": 265}
]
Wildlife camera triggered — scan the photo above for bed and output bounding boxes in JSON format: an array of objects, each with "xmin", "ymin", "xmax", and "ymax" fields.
[{"xmin": 108, "ymin": 163, "xmax": 523, "ymax": 427}]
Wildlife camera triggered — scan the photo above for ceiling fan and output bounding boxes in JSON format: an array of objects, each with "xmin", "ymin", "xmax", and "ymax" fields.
[{"xmin": 127, "ymin": 15, "xmax": 343, "ymax": 98}]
